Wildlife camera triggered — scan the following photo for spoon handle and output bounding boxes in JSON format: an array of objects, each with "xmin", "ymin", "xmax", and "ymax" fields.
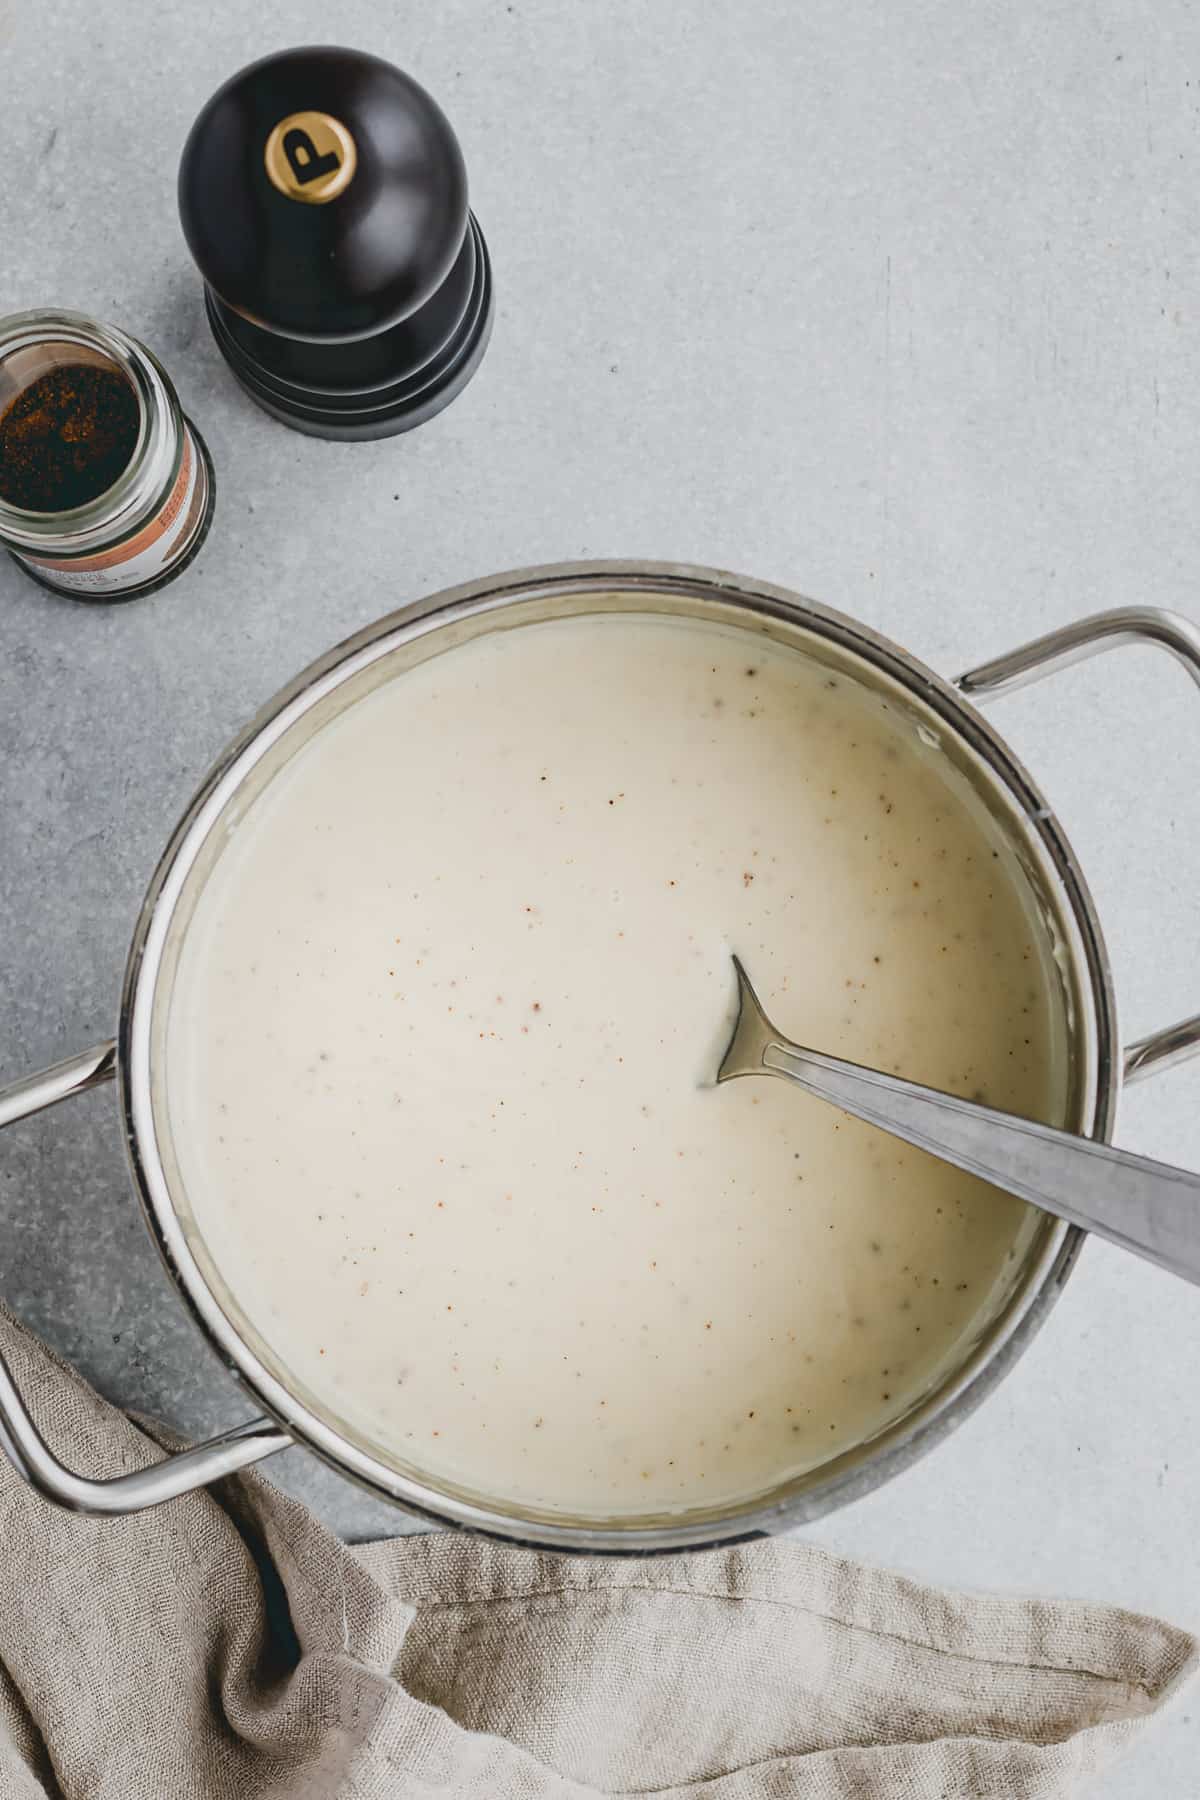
[{"xmin": 719, "ymin": 961, "xmax": 1200, "ymax": 1286}]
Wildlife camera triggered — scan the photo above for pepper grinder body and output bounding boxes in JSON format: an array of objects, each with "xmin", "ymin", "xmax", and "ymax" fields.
[{"xmin": 179, "ymin": 47, "xmax": 493, "ymax": 439}]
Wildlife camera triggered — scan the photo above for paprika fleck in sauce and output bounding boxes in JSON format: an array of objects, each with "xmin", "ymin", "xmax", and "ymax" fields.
[
  {"xmin": 0, "ymin": 309, "xmax": 214, "ymax": 600},
  {"xmin": 0, "ymin": 363, "xmax": 141, "ymax": 513}
]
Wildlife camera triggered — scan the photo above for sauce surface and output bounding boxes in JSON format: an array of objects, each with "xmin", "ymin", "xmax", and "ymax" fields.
[{"xmin": 165, "ymin": 613, "xmax": 1067, "ymax": 1517}]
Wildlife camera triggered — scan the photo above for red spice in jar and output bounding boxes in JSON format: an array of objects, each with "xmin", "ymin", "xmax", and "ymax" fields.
[{"xmin": 0, "ymin": 363, "xmax": 140, "ymax": 513}]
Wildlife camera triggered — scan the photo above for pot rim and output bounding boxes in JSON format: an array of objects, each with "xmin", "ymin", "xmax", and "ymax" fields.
[{"xmin": 118, "ymin": 561, "xmax": 1116, "ymax": 1551}]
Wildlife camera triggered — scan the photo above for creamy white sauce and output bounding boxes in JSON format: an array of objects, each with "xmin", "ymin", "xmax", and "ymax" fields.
[{"xmin": 165, "ymin": 614, "xmax": 1066, "ymax": 1519}]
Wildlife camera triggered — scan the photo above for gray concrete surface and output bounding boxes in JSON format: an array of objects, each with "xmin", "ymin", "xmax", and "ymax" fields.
[{"xmin": 1, "ymin": 0, "xmax": 1198, "ymax": 1789}]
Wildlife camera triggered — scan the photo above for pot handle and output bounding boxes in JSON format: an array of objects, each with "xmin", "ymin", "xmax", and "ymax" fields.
[
  {"xmin": 957, "ymin": 604, "xmax": 1200, "ymax": 1087},
  {"xmin": 0, "ymin": 1041, "xmax": 292, "ymax": 1511}
]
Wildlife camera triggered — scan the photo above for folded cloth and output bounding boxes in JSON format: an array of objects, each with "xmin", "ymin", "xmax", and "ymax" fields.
[{"xmin": 0, "ymin": 1306, "xmax": 1192, "ymax": 1799}]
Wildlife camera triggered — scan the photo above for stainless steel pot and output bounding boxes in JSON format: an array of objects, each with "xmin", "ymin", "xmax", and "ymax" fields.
[{"xmin": 2, "ymin": 563, "xmax": 1198, "ymax": 1551}]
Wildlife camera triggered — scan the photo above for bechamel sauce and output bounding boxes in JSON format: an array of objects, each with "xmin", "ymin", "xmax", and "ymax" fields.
[{"xmin": 165, "ymin": 614, "xmax": 1067, "ymax": 1518}]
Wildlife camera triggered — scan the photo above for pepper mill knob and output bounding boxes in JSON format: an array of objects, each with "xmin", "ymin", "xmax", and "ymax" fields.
[{"xmin": 178, "ymin": 46, "xmax": 493, "ymax": 439}]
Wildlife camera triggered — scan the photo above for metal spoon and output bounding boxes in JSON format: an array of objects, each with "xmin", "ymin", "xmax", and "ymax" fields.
[{"xmin": 717, "ymin": 956, "xmax": 1200, "ymax": 1287}]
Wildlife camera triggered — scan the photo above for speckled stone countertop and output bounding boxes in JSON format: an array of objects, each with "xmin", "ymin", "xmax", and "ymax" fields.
[{"xmin": 1, "ymin": 3, "xmax": 1198, "ymax": 1791}]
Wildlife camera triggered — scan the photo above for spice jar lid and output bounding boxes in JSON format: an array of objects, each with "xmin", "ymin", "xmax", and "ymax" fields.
[{"xmin": 178, "ymin": 47, "xmax": 493, "ymax": 438}]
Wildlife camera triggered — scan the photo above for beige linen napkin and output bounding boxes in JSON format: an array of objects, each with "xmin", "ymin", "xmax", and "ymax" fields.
[{"xmin": 0, "ymin": 1306, "xmax": 1192, "ymax": 1799}]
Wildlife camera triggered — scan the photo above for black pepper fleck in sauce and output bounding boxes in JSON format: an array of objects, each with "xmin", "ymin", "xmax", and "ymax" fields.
[{"xmin": 0, "ymin": 363, "xmax": 140, "ymax": 512}]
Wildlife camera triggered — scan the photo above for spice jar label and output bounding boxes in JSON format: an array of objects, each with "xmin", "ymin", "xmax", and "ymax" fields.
[{"xmin": 13, "ymin": 424, "xmax": 208, "ymax": 597}]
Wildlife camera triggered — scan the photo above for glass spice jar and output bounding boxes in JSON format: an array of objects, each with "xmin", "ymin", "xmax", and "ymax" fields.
[{"xmin": 0, "ymin": 309, "xmax": 214, "ymax": 601}]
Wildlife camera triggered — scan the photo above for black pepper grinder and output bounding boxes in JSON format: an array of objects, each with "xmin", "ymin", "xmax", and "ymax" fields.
[{"xmin": 178, "ymin": 47, "xmax": 493, "ymax": 439}]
